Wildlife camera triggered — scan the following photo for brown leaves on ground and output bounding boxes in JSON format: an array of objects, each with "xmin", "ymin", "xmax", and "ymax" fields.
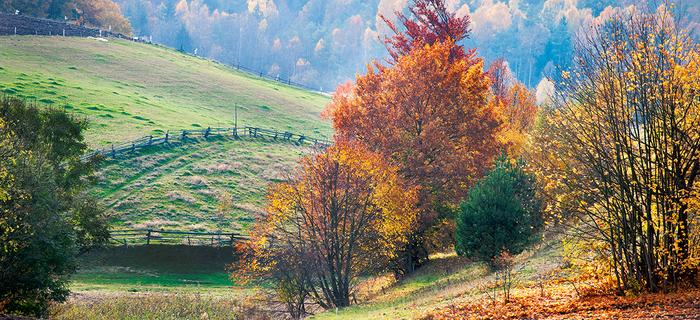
[{"xmin": 424, "ymin": 289, "xmax": 700, "ymax": 319}]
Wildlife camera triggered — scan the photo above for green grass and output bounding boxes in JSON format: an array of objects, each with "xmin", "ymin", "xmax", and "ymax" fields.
[
  {"xmin": 0, "ymin": 36, "xmax": 333, "ymax": 315},
  {"xmin": 0, "ymin": 36, "xmax": 331, "ymax": 147},
  {"xmin": 312, "ymin": 241, "xmax": 564, "ymax": 319},
  {"xmin": 59, "ymin": 246, "xmax": 257, "ymax": 319},
  {"xmin": 94, "ymin": 136, "xmax": 311, "ymax": 233},
  {"xmin": 71, "ymin": 245, "xmax": 240, "ymax": 293}
]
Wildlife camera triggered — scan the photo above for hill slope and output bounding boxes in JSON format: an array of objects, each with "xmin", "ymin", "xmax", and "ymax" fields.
[
  {"xmin": 0, "ymin": 35, "xmax": 331, "ymax": 234},
  {"xmin": 95, "ymin": 136, "xmax": 311, "ymax": 233},
  {"xmin": 0, "ymin": 36, "xmax": 331, "ymax": 147}
]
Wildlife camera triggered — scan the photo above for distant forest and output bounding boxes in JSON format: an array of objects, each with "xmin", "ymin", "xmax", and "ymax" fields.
[
  {"xmin": 3, "ymin": 0, "xmax": 698, "ymax": 91},
  {"xmin": 110, "ymin": 0, "xmax": 699, "ymax": 92},
  {"xmin": 1, "ymin": 0, "xmax": 133, "ymax": 34}
]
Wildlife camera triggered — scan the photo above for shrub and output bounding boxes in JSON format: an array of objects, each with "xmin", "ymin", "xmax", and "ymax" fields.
[{"xmin": 455, "ymin": 154, "xmax": 543, "ymax": 263}]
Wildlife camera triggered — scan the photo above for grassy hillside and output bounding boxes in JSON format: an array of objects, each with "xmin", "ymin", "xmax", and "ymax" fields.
[
  {"xmin": 95, "ymin": 136, "xmax": 311, "ymax": 233},
  {"xmin": 311, "ymin": 241, "xmax": 564, "ymax": 320},
  {"xmin": 0, "ymin": 36, "xmax": 330, "ymax": 233},
  {"xmin": 0, "ymin": 36, "xmax": 331, "ymax": 147}
]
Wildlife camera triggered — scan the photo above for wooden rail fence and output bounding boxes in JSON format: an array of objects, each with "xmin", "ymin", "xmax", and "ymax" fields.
[
  {"xmin": 109, "ymin": 228, "xmax": 248, "ymax": 246},
  {"xmin": 81, "ymin": 126, "xmax": 331, "ymax": 162}
]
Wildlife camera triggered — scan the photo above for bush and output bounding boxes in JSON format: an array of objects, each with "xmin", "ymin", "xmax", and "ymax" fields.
[
  {"xmin": 455, "ymin": 154, "xmax": 543, "ymax": 263},
  {"xmin": 0, "ymin": 97, "xmax": 108, "ymax": 317}
]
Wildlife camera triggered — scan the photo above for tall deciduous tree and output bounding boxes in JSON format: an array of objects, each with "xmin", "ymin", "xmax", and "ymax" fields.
[
  {"xmin": 74, "ymin": 0, "xmax": 132, "ymax": 35},
  {"xmin": 235, "ymin": 141, "xmax": 417, "ymax": 314},
  {"xmin": 531, "ymin": 8, "xmax": 700, "ymax": 293},
  {"xmin": 326, "ymin": 38, "xmax": 501, "ymax": 273}
]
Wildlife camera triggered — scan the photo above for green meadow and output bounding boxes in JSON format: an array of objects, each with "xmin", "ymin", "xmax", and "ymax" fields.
[
  {"xmin": 94, "ymin": 136, "xmax": 312, "ymax": 233},
  {"xmin": 0, "ymin": 36, "xmax": 331, "ymax": 147}
]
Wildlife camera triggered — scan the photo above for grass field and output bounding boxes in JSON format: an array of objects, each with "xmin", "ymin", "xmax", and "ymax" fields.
[
  {"xmin": 53, "ymin": 245, "xmax": 252, "ymax": 320},
  {"xmin": 0, "ymin": 36, "xmax": 331, "ymax": 147},
  {"xmin": 0, "ymin": 36, "xmax": 330, "ymax": 315},
  {"xmin": 71, "ymin": 245, "xmax": 240, "ymax": 292},
  {"xmin": 0, "ymin": 35, "xmax": 329, "ymax": 233},
  {"xmin": 53, "ymin": 240, "xmax": 565, "ymax": 319},
  {"xmin": 94, "ymin": 136, "xmax": 313, "ymax": 233},
  {"xmin": 312, "ymin": 240, "xmax": 564, "ymax": 319}
]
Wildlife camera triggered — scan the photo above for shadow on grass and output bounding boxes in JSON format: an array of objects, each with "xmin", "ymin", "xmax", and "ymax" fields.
[{"xmin": 74, "ymin": 245, "xmax": 240, "ymax": 290}]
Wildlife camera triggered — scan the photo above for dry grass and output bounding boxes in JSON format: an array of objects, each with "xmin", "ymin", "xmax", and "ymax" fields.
[{"xmin": 51, "ymin": 291, "xmax": 268, "ymax": 320}]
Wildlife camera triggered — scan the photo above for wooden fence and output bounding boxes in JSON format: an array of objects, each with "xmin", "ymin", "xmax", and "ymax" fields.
[
  {"xmin": 80, "ymin": 126, "xmax": 331, "ymax": 162},
  {"xmin": 109, "ymin": 228, "xmax": 247, "ymax": 246}
]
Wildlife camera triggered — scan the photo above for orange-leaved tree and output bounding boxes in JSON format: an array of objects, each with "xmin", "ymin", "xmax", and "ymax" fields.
[
  {"xmin": 73, "ymin": 0, "xmax": 132, "ymax": 35},
  {"xmin": 234, "ymin": 141, "xmax": 417, "ymax": 315},
  {"xmin": 326, "ymin": 37, "xmax": 502, "ymax": 274},
  {"xmin": 486, "ymin": 59, "xmax": 539, "ymax": 155}
]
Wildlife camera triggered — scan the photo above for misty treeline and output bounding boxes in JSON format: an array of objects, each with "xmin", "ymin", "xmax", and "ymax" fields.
[
  {"xmin": 0, "ymin": 0, "xmax": 133, "ymax": 34},
  {"xmin": 111, "ymin": 0, "xmax": 604, "ymax": 91}
]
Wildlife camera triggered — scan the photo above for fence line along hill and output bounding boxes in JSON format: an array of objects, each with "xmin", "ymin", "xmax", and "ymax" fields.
[{"xmin": 82, "ymin": 125, "xmax": 331, "ymax": 162}]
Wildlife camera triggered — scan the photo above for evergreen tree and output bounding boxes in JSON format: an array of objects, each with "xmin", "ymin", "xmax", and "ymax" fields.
[{"xmin": 455, "ymin": 153, "xmax": 543, "ymax": 264}]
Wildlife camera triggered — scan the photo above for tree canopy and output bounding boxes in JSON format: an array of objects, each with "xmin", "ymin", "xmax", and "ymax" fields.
[
  {"xmin": 0, "ymin": 97, "xmax": 108, "ymax": 317},
  {"xmin": 236, "ymin": 141, "xmax": 417, "ymax": 315}
]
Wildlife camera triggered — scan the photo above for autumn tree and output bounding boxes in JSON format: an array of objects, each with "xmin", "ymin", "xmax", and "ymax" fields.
[
  {"xmin": 530, "ymin": 8, "xmax": 700, "ymax": 293},
  {"xmin": 235, "ymin": 142, "xmax": 417, "ymax": 315},
  {"xmin": 487, "ymin": 59, "xmax": 539, "ymax": 155},
  {"xmin": 73, "ymin": 0, "xmax": 133, "ymax": 35},
  {"xmin": 381, "ymin": 0, "xmax": 472, "ymax": 62},
  {"xmin": 326, "ymin": 36, "xmax": 502, "ymax": 274}
]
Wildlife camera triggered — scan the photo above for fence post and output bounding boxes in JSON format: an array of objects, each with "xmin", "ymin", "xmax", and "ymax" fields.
[
  {"xmin": 146, "ymin": 229, "xmax": 151, "ymax": 245},
  {"xmin": 111, "ymin": 144, "xmax": 116, "ymax": 158},
  {"xmin": 14, "ymin": 27, "xmax": 17, "ymax": 35}
]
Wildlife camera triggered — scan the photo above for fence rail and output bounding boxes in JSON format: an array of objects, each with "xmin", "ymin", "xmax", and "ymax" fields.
[
  {"xmin": 109, "ymin": 228, "xmax": 248, "ymax": 246},
  {"xmin": 80, "ymin": 126, "xmax": 331, "ymax": 162}
]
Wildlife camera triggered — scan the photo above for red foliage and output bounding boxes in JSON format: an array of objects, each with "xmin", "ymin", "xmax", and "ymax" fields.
[{"xmin": 381, "ymin": 0, "xmax": 473, "ymax": 62}]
